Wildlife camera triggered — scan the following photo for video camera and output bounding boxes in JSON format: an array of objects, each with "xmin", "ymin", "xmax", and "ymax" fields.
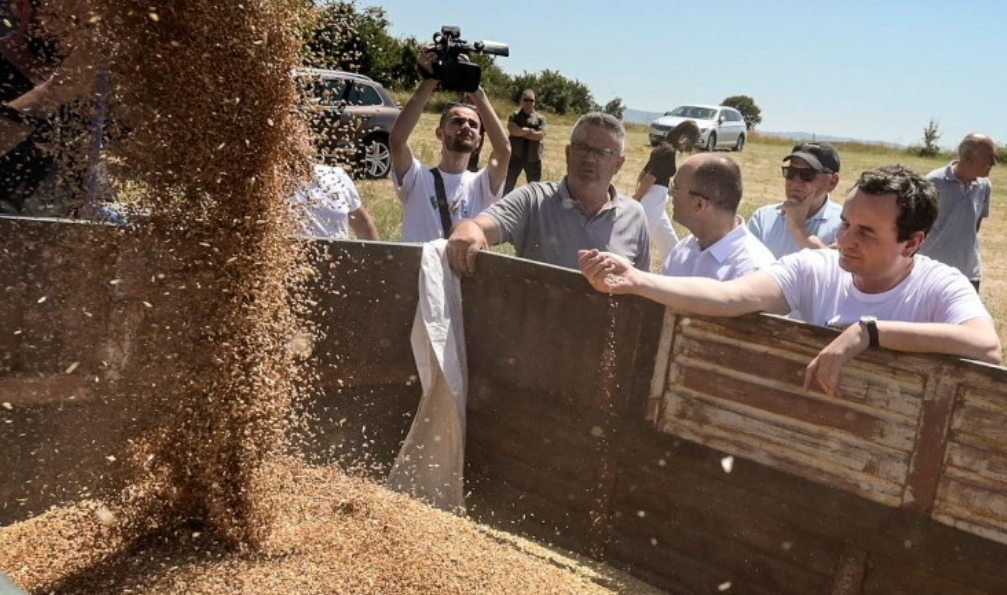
[{"xmin": 428, "ymin": 26, "xmax": 509, "ymax": 93}]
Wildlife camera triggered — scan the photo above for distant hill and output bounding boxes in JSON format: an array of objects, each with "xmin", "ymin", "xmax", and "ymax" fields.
[
  {"xmin": 623, "ymin": 108, "xmax": 664, "ymax": 126},
  {"xmin": 622, "ymin": 107, "xmax": 904, "ymax": 149}
]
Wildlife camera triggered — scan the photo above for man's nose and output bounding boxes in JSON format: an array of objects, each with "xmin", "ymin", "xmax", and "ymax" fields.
[{"xmin": 836, "ymin": 228, "xmax": 853, "ymax": 248}]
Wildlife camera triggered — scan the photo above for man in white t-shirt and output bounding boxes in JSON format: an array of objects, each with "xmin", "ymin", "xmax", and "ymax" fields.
[
  {"xmin": 663, "ymin": 153, "xmax": 774, "ymax": 280},
  {"xmin": 291, "ymin": 164, "xmax": 379, "ymax": 240},
  {"xmin": 579, "ymin": 165, "xmax": 1001, "ymax": 396},
  {"xmin": 388, "ymin": 48, "xmax": 510, "ymax": 242}
]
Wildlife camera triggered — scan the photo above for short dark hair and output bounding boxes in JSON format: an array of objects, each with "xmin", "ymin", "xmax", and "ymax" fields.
[
  {"xmin": 439, "ymin": 102, "xmax": 480, "ymax": 131},
  {"xmin": 693, "ymin": 155, "xmax": 743, "ymax": 212},
  {"xmin": 854, "ymin": 165, "xmax": 938, "ymax": 240}
]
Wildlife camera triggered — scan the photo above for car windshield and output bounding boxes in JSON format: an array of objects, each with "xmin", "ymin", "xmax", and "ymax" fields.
[{"xmin": 668, "ymin": 106, "xmax": 717, "ymax": 120}]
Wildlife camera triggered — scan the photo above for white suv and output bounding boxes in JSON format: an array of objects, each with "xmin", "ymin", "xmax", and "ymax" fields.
[{"xmin": 648, "ymin": 105, "xmax": 747, "ymax": 152}]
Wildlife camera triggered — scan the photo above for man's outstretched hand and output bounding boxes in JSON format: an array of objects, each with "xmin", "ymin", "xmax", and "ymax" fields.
[{"xmin": 578, "ymin": 249, "xmax": 640, "ymax": 295}]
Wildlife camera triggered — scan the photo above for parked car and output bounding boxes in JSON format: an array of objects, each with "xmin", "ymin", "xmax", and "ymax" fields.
[
  {"xmin": 297, "ymin": 68, "xmax": 400, "ymax": 179},
  {"xmin": 648, "ymin": 104, "xmax": 747, "ymax": 152}
]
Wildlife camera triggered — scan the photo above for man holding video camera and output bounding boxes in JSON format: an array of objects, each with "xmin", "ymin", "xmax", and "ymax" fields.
[{"xmin": 389, "ymin": 46, "xmax": 510, "ymax": 243}]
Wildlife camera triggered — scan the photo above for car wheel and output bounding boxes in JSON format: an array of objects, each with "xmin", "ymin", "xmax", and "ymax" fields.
[
  {"xmin": 733, "ymin": 134, "xmax": 745, "ymax": 152},
  {"xmin": 706, "ymin": 132, "xmax": 717, "ymax": 152},
  {"xmin": 362, "ymin": 136, "xmax": 391, "ymax": 179}
]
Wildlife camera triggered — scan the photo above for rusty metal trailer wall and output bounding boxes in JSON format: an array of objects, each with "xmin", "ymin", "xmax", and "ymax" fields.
[{"xmin": 4, "ymin": 219, "xmax": 1007, "ymax": 595}]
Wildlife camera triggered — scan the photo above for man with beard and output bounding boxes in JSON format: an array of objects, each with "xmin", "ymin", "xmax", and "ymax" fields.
[
  {"xmin": 446, "ymin": 112, "xmax": 649, "ymax": 274},
  {"xmin": 389, "ymin": 47, "xmax": 510, "ymax": 242},
  {"xmin": 579, "ymin": 165, "xmax": 1000, "ymax": 397}
]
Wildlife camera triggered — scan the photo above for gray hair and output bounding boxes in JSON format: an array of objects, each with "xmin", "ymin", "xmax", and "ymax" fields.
[
  {"xmin": 571, "ymin": 112, "xmax": 626, "ymax": 153},
  {"xmin": 958, "ymin": 133, "xmax": 995, "ymax": 159}
]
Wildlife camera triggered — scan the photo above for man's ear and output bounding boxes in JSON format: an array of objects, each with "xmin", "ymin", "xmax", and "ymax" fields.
[
  {"xmin": 435, "ymin": 126, "xmax": 444, "ymax": 142},
  {"xmin": 825, "ymin": 173, "xmax": 840, "ymax": 193},
  {"xmin": 904, "ymin": 230, "xmax": 926, "ymax": 256}
]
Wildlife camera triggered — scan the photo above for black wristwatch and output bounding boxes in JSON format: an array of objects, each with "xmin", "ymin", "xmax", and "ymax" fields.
[{"xmin": 859, "ymin": 316, "xmax": 879, "ymax": 348}]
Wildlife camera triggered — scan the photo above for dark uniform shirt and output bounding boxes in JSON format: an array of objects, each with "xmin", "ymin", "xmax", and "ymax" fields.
[{"xmin": 507, "ymin": 109, "xmax": 547, "ymax": 163}]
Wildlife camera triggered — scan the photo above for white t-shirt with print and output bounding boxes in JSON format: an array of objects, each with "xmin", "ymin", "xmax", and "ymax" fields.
[
  {"xmin": 291, "ymin": 164, "xmax": 362, "ymax": 239},
  {"xmin": 766, "ymin": 249, "xmax": 991, "ymax": 328},
  {"xmin": 392, "ymin": 157, "xmax": 501, "ymax": 242}
]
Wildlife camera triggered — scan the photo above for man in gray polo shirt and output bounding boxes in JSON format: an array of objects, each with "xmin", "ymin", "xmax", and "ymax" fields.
[
  {"xmin": 446, "ymin": 112, "xmax": 649, "ymax": 274},
  {"xmin": 748, "ymin": 143, "xmax": 843, "ymax": 258},
  {"xmin": 918, "ymin": 133, "xmax": 997, "ymax": 291}
]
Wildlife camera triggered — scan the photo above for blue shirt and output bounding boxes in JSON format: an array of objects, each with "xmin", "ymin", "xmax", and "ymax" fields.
[
  {"xmin": 917, "ymin": 162, "xmax": 991, "ymax": 281},
  {"xmin": 747, "ymin": 197, "xmax": 843, "ymax": 259}
]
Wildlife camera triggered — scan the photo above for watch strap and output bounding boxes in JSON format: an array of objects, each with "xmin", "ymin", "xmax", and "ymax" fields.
[{"xmin": 861, "ymin": 318, "xmax": 879, "ymax": 349}]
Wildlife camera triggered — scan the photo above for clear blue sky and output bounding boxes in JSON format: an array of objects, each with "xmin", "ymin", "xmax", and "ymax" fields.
[{"xmin": 364, "ymin": 0, "xmax": 1005, "ymax": 148}]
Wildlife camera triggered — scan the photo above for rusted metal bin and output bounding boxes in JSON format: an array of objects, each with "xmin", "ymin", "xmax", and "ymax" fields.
[{"xmin": 3, "ymin": 217, "xmax": 1007, "ymax": 595}]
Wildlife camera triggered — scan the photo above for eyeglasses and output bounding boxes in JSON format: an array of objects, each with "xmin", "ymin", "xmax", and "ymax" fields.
[
  {"xmin": 782, "ymin": 166, "xmax": 830, "ymax": 182},
  {"xmin": 522, "ymin": 98, "xmax": 535, "ymax": 103},
  {"xmin": 670, "ymin": 184, "xmax": 710, "ymax": 201},
  {"xmin": 570, "ymin": 142, "xmax": 619, "ymax": 160}
]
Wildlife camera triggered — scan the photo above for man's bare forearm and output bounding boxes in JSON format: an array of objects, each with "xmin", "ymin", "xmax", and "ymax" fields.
[
  {"xmin": 7, "ymin": 49, "xmax": 94, "ymax": 117},
  {"xmin": 389, "ymin": 79, "xmax": 438, "ymax": 178},
  {"xmin": 348, "ymin": 207, "xmax": 380, "ymax": 241},
  {"xmin": 631, "ymin": 271, "xmax": 789, "ymax": 318},
  {"xmin": 874, "ymin": 319, "xmax": 1001, "ymax": 364},
  {"xmin": 471, "ymin": 89, "xmax": 510, "ymax": 163}
]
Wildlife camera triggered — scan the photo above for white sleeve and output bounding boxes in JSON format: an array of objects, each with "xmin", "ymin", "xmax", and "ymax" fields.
[
  {"xmin": 933, "ymin": 271, "xmax": 993, "ymax": 325},
  {"xmin": 391, "ymin": 157, "xmax": 423, "ymax": 204},
  {"xmin": 475, "ymin": 165, "xmax": 503, "ymax": 205},
  {"xmin": 764, "ymin": 251, "xmax": 809, "ymax": 313}
]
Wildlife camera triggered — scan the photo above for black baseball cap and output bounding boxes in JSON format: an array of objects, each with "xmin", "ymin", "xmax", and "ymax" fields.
[{"xmin": 783, "ymin": 142, "xmax": 841, "ymax": 173}]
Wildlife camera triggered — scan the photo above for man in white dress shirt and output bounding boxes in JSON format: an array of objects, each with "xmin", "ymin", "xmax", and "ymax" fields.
[{"xmin": 663, "ymin": 153, "xmax": 775, "ymax": 280}]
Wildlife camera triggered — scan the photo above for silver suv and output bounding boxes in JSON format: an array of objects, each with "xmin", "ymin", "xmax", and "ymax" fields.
[
  {"xmin": 298, "ymin": 68, "xmax": 401, "ymax": 179},
  {"xmin": 649, "ymin": 104, "xmax": 747, "ymax": 152}
]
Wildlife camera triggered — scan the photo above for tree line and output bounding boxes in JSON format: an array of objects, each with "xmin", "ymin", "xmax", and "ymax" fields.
[{"xmin": 296, "ymin": 1, "xmax": 627, "ymax": 118}]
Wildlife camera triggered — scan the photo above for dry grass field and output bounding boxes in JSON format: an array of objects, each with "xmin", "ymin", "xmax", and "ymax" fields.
[{"xmin": 356, "ymin": 113, "xmax": 1007, "ymax": 357}]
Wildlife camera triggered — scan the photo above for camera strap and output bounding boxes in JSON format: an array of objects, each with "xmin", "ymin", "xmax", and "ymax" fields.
[{"xmin": 430, "ymin": 168, "xmax": 454, "ymax": 238}]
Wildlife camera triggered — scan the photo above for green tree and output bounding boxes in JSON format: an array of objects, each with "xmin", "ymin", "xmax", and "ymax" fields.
[
  {"xmin": 721, "ymin": 95, "xmax": 762, "ymax": 130},
  {"xmin": 919, "ymin": 118, "xmax": 942, "ymax": 157},
  {"xmin": 511, "ymin": 70, "xmax": 595, "ymax": 115},
  {"xmin": 470, "ymin": 54, "xmax": 513, "ymax": 99},
  {"xmin": 602, "ymin": 97, "xmax": 625, "ymax": 120},
  {"xmin": 301, "ymin": 3, "xmax": 415, "ymax": 88}
]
